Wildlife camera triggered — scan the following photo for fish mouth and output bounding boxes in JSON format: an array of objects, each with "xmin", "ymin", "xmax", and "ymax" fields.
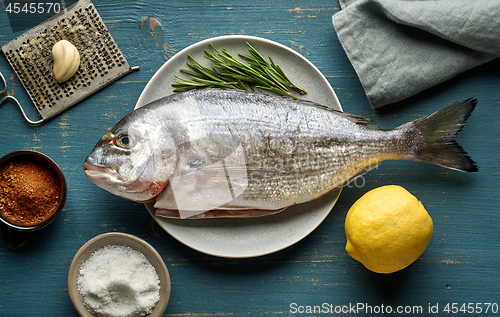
[
  {"xmin": 83, "ymin": 162, "xmax": 163, "ymax": 202},
  {"xmin": 83, "ymin": 161, "xmax": 112, "ymax": 173},
  {"xmin": 83, "ymin": 162, "xmax": 121, "ymax": 185}
]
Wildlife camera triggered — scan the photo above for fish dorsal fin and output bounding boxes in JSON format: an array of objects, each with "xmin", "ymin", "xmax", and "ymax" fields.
[
  {"xmin": 336, "ymin": 112, "xmax": 379, "ymax": 128},
  {"xmin": 301, "ymin": 100, "xmax": 379, "ymax": 128}
]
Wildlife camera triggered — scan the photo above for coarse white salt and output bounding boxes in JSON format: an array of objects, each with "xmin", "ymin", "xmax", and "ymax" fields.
[{"xmin": 77, "ymin": 244, "xmax": 160, "ymax": 317}]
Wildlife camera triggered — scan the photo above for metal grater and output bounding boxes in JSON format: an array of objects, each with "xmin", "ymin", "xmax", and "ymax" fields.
[{"xmin": 1, "ymin": 0, "xmax": 138, "ymax": 124}]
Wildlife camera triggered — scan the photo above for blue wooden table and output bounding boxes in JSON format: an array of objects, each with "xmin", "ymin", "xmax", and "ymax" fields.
[{"xmin": 1, "ymin": 1, "xmax": 499, "ymax": 316}]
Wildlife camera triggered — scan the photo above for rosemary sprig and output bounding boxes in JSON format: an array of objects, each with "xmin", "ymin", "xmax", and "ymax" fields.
[{"xmin": 172, "ymin": 42, "xmax": 307, "ymax": 98}]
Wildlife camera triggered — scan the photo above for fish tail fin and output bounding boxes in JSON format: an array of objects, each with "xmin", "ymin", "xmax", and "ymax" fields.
[{"xmin": 402, "ymin": 98, "xmax": 478, "ymax": 172}]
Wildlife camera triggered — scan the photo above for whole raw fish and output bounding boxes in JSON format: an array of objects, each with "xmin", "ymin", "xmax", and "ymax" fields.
[{"xmin": 83, "ymin": 89, "xmax": 477, "ymax": 219}]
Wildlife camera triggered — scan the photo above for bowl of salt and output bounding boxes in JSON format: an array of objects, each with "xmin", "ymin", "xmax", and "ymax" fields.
[{"xmin": 68, "ymin": 232, "xmax": 171, "ymax": 317}]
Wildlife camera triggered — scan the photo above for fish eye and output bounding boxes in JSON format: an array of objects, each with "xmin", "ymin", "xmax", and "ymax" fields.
[{"xmin": 116, "ymin": 134, "xmax": 134, "ymax": 149}]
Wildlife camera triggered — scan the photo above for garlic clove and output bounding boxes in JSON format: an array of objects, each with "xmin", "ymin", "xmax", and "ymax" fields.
[{"xmin": 52, "ymin": 40, "xmax": 80, "ymax": 83}]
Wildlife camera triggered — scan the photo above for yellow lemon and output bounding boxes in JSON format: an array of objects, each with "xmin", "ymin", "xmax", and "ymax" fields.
[{"xmin": 345, "ymin": 185, "xmax": 433, "ymax": 274}]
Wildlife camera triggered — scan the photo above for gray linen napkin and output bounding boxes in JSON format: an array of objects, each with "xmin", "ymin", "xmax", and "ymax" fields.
[{"xmin": 332, "ymin": 0, "xmax": 500, "ymax": 108}]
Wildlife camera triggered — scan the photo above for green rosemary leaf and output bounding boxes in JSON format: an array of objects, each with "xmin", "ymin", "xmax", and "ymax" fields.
[
  {"xmin": 246, "ymin": 43, "xmax": 268, "ymax": 65},
  {"xmin": 172, "ymin": 42, "xmax": 307, "ymax": 98}
]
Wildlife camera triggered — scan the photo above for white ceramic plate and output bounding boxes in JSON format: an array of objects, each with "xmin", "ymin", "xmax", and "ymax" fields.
[{"xmin": 136, "ymin": 35, "xmax": 342, "ymax": 258}]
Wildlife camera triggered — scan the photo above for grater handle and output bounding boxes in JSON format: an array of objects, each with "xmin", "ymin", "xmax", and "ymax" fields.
[
  {"xmin": 0, "ymin": 95, "xmax": 44, "ymax": 125},
  {"xmin": 0, "ymin": 72, "xmax": 43, "ymax": 125}
]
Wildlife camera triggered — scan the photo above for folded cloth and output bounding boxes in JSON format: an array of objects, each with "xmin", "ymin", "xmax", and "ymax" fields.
[{"xmin": 332, "ymin": 0, "xmax": 500, "ymax": 108}]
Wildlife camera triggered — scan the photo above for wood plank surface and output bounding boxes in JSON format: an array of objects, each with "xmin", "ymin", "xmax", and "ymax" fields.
[{"xmin": 0, "ymin": 0, "xmax": 499, "ymax": 316}]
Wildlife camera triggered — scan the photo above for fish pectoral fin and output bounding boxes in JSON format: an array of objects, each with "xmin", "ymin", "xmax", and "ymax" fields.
[{"xmin": 153, "ymin": 148, "xmax": 249, "ymax": 219}]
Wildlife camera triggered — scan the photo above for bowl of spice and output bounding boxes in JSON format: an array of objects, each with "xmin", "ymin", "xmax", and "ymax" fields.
[
  {"xmin": 68, "ymin": 232, "xmax": 171, "ymax": 317},
  {"xmin": 0, "ymin": 150, "xmax": 66, "ymax": 247}
]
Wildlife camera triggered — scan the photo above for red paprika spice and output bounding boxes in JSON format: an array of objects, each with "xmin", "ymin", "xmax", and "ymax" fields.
[{"xmin": 0, "ymin": 159, "xmax": 63, "ymax": 227}]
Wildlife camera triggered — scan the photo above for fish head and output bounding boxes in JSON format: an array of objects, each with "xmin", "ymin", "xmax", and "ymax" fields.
[{"xmin": 83, "ymin": 110, "xmax": 177, "ymax": 202}]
